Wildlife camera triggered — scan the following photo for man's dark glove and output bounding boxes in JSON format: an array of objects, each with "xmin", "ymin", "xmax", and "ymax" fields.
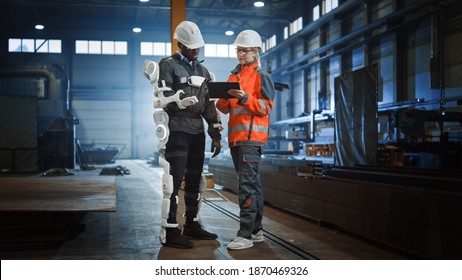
[
  {"xmin": 211, "ymin": 138, "xmax": 222, "ymax": 158},
  {"xmin": 207, "ymin": 124, "xmax": 221, "ymax": 158}
]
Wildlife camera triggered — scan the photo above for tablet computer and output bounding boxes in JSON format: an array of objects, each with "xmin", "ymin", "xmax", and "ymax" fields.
[{"xmin": 208, "ymin": 82, "xmax": 240, "ymax": 99}]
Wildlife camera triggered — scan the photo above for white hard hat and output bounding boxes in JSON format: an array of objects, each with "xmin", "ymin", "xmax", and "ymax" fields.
[
  {"xmin": 233, "ymin": 30, "xmax": 262, "ymax": 49},
  {"xmin": 174, "ymin": 21, "xmax": 205, "ymax": 49}
]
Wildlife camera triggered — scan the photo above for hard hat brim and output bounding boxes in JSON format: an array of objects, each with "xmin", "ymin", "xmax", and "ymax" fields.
[{"xmin": 183, "ymin": 40, "xmax": 205, "ymax": 49}]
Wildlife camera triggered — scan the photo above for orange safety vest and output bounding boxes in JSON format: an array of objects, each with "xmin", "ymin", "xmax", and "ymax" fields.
[{"xmin": 217, "ymin": 60, "xmax": 275, "ymax": 147}]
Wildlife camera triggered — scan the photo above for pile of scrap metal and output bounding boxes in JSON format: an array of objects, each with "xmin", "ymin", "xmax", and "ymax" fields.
[
  {"xmin": 80, "ymin": 143, "xmax": 125, "ymax": 164},
  {"xmin": 99, "ymin": 165, "xmax": 130, "ymax": 176}
]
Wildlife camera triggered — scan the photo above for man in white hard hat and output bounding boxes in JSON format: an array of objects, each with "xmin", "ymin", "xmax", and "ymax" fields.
[
  {"xmin": 216, "ymin": 29, "xmax": 275, "ymax": 250},
  {"xmin": 157, "ymin": 21, "xmax": 222, "ymax": 249}
]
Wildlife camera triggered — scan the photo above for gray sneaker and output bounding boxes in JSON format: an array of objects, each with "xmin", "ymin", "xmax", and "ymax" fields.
[
  {"xmin": 227, "ymin": 236, "xmax": 253, "ymax": 250},
  {"xmin": 251, "ymin": 230, "xmax": 264, "ymax": 243}
]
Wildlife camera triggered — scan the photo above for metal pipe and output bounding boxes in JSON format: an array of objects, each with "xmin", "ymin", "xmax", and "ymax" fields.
[
  {"xmin": 311, "ymin": 109, "xmax": 322, "ymax": 142},
  {"xmin": 0, "ymin": 67, "xmax": 57, "ymax": 82}
]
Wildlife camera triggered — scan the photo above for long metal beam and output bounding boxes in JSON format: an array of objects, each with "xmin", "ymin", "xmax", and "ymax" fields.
[{"xmin": 0, "ymin": 1, "xmax": 283, "ymax": 18}]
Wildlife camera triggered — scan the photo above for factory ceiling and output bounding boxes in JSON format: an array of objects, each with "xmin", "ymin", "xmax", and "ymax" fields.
[{"xmin": 1, "ymin": 0, "xmax": 309, "ymax": 41}]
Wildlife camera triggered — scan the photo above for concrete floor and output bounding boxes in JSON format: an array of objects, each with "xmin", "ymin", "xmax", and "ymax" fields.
[{"xmin": 0, "ymin": 160, "xmax": 413, "ymax": 260}]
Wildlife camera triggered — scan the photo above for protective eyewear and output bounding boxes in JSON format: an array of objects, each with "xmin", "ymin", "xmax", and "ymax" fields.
[{"xmin": 236, "ymin": 48, "xmax": 254, "ymax": 55}]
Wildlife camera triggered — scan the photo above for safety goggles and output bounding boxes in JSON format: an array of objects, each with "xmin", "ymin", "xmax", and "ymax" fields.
[{"xmin": 236, "ymin": 48, "xmax": 255, "ymax": 55}]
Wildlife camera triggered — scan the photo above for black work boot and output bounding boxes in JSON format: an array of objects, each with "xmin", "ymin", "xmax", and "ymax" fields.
[
  {"xmin": 183, "ymin": 222, "xmax": 218, "ymax": 240},
  {"xmin": 164, "ymin": 228, "xmax": 193, "ymax": 249}
]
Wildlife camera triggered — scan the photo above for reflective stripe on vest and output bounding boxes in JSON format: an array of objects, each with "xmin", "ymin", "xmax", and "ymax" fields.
[
  {"xmin": 232, "ymin": 101, "xmax": 270, "ymax": 116},
  {"xmin": 229, "ymin": 123, "xmax": 269, "ymax": 133}
]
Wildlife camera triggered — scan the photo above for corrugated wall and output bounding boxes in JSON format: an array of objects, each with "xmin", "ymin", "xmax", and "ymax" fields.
[{"xmin": 71, "ymin": 54, "xmax": 133, "ymax": 159}]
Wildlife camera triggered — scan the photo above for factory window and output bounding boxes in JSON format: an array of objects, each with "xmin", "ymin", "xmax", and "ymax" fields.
[
  {"xmin": 75, "ymin": 40, "xmax": 127, "ymax": 55},
  {"xmin": 140, "ymin": 42, "xmax": 172, "ymax": 56},
  {"xmin": 324, "ymin": 0, "xmax": 338, "ymax": 14},
  {"xmin": 228, "ymin": 45, "xmax": 235, "ymax": 56},
  {"xmin": 102, "ymin": 41, "xmax": 128, "ymax": 55},
  {"xmin": 216, "ymin": 44, "xmax": 229, "ymax": 57},
  {"xmin": 313, "ymin": 0, "xmax": 338, "ymax": 21},
  {"xmin": 204, "ymin": 44, "xmax": 234, "ymax": 58},
  {"xmin": 88, "ymin": 41, "xmax": 101, "ymax": 54},
  {"xmin": 8, "ymin": 38, "xmax": 62, "ymax": 53},
  {"xmin": 313, "ymin": 5, "xmax": 320, "ymax": 21},
  {"xmin": 289, "ymin": 17, "xmax": 303, "ymax": 36},
  {"xmin": 204, "ymin": 44, "xmax": 217, "ymax": 57},
  {"xmin": 266, "ymin": 35, "xmax": 277, "ymax": 51}
]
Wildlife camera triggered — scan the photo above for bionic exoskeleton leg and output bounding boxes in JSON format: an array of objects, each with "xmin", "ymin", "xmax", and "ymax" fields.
[
  {"xmin": 195, "ymin": 173, "xmax": 207, "ymax": 223},
  {"xmin": 143, "ymin": 60, "xmax": 201, "ymax": 244},
  {"xmin": 143, "ymin": 60, "xmax": 210, "ymax": 244}
]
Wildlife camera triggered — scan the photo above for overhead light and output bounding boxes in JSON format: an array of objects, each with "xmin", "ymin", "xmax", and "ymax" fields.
[
  {"xmin": 254, "ymin": 1, "xmax": 265, "ymax": 7},
  {"xmin": 139, "ymin": 0, "xmax": 149, "ymax": 2},
  {"xmin": 133, "ymin": 27, "xmax": 142, "ymax": 33},
  {"xmin": 35, "ymin": 24, "xmax": 44, "ymax": 30},
  {"xmin": 225, "ymin": 30, "xmax": 234, "ymax": 36}
]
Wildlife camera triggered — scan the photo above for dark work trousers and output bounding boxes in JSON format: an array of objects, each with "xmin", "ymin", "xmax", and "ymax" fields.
[
  {"xmin": 165, "ymin": 131, "xmax": 205, "ymax": 225},
  {"xmin": 230, "ymin": 145, "xmax": 264, "ymax": 239}
]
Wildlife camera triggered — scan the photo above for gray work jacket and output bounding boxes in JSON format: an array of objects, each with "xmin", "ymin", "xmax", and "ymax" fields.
[{"xmin": 158, "ymin": 52, "xmax": 219, "ymax": 137}]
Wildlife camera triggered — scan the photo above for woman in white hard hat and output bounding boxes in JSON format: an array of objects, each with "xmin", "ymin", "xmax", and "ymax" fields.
[
  {"xmin": 158, "ymin": 20, "xmax": 222, "ymax": 249},
  {"xmin": 216, "ymin": 30, "xmax": 276, "ymax": 250}
]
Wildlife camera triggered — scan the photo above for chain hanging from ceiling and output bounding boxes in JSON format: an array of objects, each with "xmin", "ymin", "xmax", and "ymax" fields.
[{"xmin": 438, "ymin": 0, "xmax": 446, "ymax": 141}]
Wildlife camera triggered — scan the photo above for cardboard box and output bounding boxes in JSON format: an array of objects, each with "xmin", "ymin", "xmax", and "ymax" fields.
[{"xmin": 180, "ymin": 173, "xmax": 214, "ymax": 190}]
